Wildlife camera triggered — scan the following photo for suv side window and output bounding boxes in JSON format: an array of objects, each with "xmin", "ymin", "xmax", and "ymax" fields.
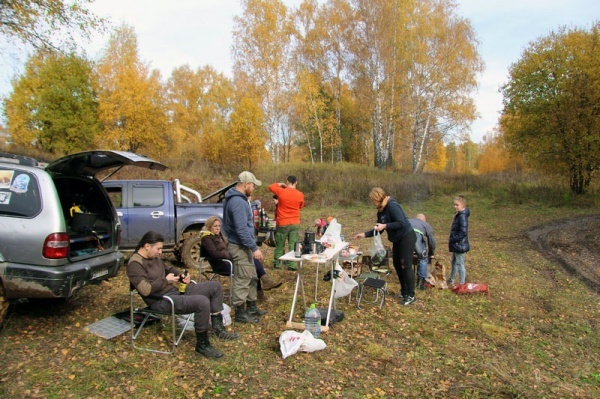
[
  {"xmin": 0, "ymin": 168, "xmax": 41, "ymax": 217},
  {"xmin": 132, "ymin": 185, "xmax": 164, "ymax": 207}
]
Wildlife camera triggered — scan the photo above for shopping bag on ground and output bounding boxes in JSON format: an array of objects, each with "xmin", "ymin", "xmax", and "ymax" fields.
[
  {"xmin": 452, "ymin": 283, "xmax": 489, "ymax": 294},
  {"xmin": 279, "ymin": 330, "xmax": 326, "ymax": 359}
]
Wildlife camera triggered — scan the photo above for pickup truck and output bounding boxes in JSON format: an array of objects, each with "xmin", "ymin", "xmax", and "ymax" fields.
[{"xmin": 102, "ymin": 179, "xmax": 272, "ymax": 269}]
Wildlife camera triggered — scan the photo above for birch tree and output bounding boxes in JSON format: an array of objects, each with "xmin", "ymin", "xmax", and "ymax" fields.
[{"xmin": 232, "ymin": 0, "xmax": 294, "ymax": 162}]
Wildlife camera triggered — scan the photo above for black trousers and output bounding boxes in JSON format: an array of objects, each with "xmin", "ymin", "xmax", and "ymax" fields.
[{"xmin": 392, "ymin": 230, "xmax": 417, "ymax": 298}]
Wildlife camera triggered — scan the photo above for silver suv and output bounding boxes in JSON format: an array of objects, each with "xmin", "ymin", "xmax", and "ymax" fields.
[{"xmin": 0, "ymin": 150, "xmax": 166, "ymax": 322}]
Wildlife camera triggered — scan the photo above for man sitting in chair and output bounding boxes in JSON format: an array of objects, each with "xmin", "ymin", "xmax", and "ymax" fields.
[{"xmin": 127, "ymin": 230, "xmax": 238, "ymax": 359}]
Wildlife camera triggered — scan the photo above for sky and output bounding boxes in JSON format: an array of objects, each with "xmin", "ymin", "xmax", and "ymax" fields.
[{"xmin": 1, "ymin": 0, "xmax": 598, "ymax": 143}]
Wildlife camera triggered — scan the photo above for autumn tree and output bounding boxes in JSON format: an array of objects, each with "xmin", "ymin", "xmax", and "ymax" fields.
[
  {"xmin": 165, "ymin": 65, "xmax": 234, "ymax": 167},
  {"xmin": 232, "ymin": 0, "xmax": 294, "ymax": 162},
  {"xmin": 226, "ymin": 96, "xmax": 269, "ymax": 169},
  {"xmin": 403, "ymin": 0, "xmax": 483, "ymax": 174},
  {"xmin": 3, "ymin": 49, "xmax": 100, "ymax": 154},
  {"xmin": 0, "ymin": 0, "xmax": 104, "ymax": 50},
  {"xmin": 476, "ymin": 128, "xmax": 526, "ymax": 174},
  {"xmin": 500, "ymin": 23, "xmax": 599, "ymax": 194},
  {"xmin": 95, "ymin": 24, "xmax": 168, "ymax": 157}
]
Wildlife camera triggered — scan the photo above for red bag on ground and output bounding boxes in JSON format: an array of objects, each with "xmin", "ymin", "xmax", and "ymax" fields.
[{"xmin": 452, "ymin": 283, "xmax": 489, "ymax": 294}]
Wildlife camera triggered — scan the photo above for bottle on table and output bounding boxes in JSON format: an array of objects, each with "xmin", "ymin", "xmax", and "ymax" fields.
[
  {"xmin": 304, "ymin": 303, "xmax": 322, "ymax": 338},
  {"xmin": 178, "ymin": 269, "xmax": 188, "ymax": 294}
]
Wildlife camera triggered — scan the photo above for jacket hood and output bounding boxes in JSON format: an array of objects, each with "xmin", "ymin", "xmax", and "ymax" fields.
[{"xmin": 224, "ymin": 186, "xmax": 247, "ymax": 201}]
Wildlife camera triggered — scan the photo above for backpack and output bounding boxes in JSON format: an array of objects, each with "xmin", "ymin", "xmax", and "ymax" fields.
[{"xmin": 414, "ymin": 228, "xmax": 428, "ymax": 260}]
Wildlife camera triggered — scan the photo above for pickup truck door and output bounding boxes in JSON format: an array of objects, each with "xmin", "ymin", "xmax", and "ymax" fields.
[{"xmin": 127, "ymin": 182, "xmax": 175, "ymax": 248}]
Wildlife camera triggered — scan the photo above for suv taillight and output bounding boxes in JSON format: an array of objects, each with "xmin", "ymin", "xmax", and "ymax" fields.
[{"xmin": 43, "ymin": 233, "xmax": 69, "ymax": 259}]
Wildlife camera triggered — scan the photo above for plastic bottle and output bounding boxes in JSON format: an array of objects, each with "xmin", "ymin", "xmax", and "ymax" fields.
[
  {"xmin": 178, "ymin": 269, "xmax": 188, "ymax": 294},
  {"xmin": 304, "ymin": 303, "xmax": 321, "ymax": 338}
]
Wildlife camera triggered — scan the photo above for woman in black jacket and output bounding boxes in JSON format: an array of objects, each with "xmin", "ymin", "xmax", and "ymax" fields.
[{"xmin": 355, "ymin": 187, "xmax": 418, "ymax": 305}]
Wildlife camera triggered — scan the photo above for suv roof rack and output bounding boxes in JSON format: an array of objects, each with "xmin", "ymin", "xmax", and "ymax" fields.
[{"xmin": 0, "ymin": 152, "xmax": 39, "ymax": 167}]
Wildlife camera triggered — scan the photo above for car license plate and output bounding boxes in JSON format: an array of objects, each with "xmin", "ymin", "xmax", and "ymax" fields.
[{"xmin": 92, "ymin": 268, "xmax": 108, "ymax": 279}]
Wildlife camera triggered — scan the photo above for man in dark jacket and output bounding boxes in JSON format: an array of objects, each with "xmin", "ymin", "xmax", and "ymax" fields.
[
  {"xmin": 409, "ymin": 214, "xmax": 437, "ymax": 290},
  {"xmin": 127, "ymin": 231, "xmax": 237, "ymax": 359},
  {"xmin": 222, "ymin": 171, "xmax": 267, "ymax": 323}
]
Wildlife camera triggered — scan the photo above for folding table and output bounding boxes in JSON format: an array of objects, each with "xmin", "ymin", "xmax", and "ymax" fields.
[{"xmin": 280, "ymin": 243, "xmax": 348, "ymax": 333}]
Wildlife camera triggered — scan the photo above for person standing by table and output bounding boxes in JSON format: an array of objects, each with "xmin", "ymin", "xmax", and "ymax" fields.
[
  {"xmin": 222, "ymin": 171, "xmax": 267, "ymax": 323},
  {"xmin": 409, "ymin": 213, "xmax": 437, "ymax": 290},
  {"xmin": 269, "ymin": 175, "xmax": 305, "ymax": 271},
  {"xmin": 448, "ymin": 195, "xmax": 470, "ymax": 286},
  {"xmin": 354, "ymin": 187, "xmax": 418, "ymax": 306}
]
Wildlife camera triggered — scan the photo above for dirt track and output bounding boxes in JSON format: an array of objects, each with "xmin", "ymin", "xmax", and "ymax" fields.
[{"xmin": 527, "ymin": 214, "xmax": 600, "ymax": 293}]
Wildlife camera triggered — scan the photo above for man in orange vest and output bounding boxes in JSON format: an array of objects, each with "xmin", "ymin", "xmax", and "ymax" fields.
[{"xmin": 269, "ymin": 175, "xmax": 305, "ymax": 270}]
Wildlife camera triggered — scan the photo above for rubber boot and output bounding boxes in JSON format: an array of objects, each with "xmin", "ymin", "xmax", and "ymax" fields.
[
  {"xmin": 234, "ymin": 305, "xmax": 259, "ymax": 323},
  {"xmin": 246, "ymin": 301, "xmax": 267, "ymax": 317},
  {"xmin": 195, "ymin": 330, "xmax": 223, "ymax": 358},
  {"xmin": 260, "ymin": 274, "xmax": 282, "ymax": 291},
  {"xmin": 210, "ymin": 314, "xmax": 239, "ymax": 340}
]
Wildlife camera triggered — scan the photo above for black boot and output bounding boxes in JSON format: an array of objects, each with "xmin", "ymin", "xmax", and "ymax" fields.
[
  {"xmin": 211, "ymin": 314, "xmax": 239, "ymax": 340},
  {"xmin": 234, "ymin": 305, "xmax": 259, "ymax": 323},
  {"xmin": 195, "ymin": 330, "xmax": 223, "ymax": 358},
  {"xmin": 246, "ymin": 301, "xmax": 267, "ymax": 317}
]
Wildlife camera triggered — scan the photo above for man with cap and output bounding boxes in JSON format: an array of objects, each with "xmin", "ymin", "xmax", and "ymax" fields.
[{"xmin": 222, "ymin": 171, "xmax": 267, "ymax": 323}]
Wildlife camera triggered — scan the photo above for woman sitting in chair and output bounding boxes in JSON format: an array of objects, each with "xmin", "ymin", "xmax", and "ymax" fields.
[{"xmin": 201, "ymin": 216, "xmax": 281, "ymax": 301}]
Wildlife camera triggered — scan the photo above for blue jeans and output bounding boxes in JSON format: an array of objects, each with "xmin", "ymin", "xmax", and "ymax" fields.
[
  {"xmin": 449, "ymin": 252, "xmax": 466, "ymax": 284},
  {"xmin": 417, "ymin": 257, "xmax": 429, "ymax": 279}
]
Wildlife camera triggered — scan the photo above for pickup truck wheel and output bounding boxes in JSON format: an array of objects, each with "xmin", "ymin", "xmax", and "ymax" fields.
[
  {"xmin": 0, "ymin": 283, "xmax": 8, "ymax": 326},
  {"xmin": 181, "ymin": 235, "xmax": 203, "ymax": 270}
]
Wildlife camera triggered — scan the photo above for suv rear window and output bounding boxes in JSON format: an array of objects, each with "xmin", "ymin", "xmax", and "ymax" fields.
[{"xmin": 0, "ymin": 168, "xmax": 41, "ymax": 217}]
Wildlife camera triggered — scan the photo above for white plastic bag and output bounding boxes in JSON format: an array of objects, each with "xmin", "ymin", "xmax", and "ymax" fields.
[
  {"xmin": 320, "ymin": 218, "xmax": 342, "ymax": 245},
  {"xmin": 333, "ymin": 262, "xmax": 358, "ymax": 298},
  {"xmin": 368, "ymin": 229, "xmax": 387, "ymax": 265},
  {"xmin": 179, "ymin": 313, "xmax": 194, "ymax": 331},
  {"xmin": 279, "ymin": 330, "xmax": 326, "ymax": 359},
  {"xmin": 181, "ymin": 304, "xmax": 231, "ymax": 331},
  {"xmin": 222, "ymin": 303, "xmax": 232, "ymax": 326}
]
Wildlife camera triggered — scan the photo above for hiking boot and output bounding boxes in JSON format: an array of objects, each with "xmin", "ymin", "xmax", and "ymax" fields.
[
  {"xmin": 195, "ymin": 330, "xmax": 223, "ymax": 358},
  {"xmin": 210, "ymin": 314, "xmax": 238, "ymax": 340},
  {"xmin": 261, "ymin": 274, "xmax": 282, "ymax": 290},
  {"xmin": 246, "ymin": 301, "xmax": 267, "ymax": 317},
  {"xmin": 403, "ymin": 296, "xmax": 416, "ymax": 306},
  {"xmin": 234, "ymin": 305, "xmax": 259, "ymax": 323}
]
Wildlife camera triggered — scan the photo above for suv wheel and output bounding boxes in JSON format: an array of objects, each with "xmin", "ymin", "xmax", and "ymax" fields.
[{"xmin": 181, "ymin": 235, "xmax": 202, "ymax": 270}]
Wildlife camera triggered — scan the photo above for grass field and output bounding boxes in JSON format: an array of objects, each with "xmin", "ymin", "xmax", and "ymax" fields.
[{"xmin": 1, "ymin": 169, "xmax": 599, "ymax": 398}]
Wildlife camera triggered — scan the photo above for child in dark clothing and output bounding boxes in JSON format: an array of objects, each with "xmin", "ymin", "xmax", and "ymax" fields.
[{"xmin": 448, "ymin": 195, "xmax": 470, "ymax": 285}]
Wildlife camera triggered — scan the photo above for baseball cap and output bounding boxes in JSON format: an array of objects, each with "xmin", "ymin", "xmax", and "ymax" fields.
[{"xmin": 238, "ymin": 171, "xmax": 262, "ymax": 186}]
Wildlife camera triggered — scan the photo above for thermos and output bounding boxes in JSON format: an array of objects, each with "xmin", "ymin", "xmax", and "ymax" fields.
[{"xmin": 294, "ymin": 242, "xmax": 304, "ymax": 257}]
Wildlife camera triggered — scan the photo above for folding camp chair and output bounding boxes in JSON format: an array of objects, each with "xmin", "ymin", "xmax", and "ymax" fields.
[
  {"xmin": 355, "ymin": 255, "xmax": 390, "ymax": 309},
  {"xmin": 130, "ymin": 286, "xmax": 194, "ymax": 355},
  {"xmin": 200, "ymin": 258, "xmax": 234, "ymax": 307}
]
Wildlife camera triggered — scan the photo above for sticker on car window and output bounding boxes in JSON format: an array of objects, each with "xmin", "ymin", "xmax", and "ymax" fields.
[
  {"xmin": 10, "ymin": 174, "xmax": 30, "ymax": 193},
  {"xmin": 0, "ymin": 191, "xmax": 11, "ymax": 204},
  {"xmin": 0, "ymin": 170, "xmax": 14, "ymax": 188}
]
